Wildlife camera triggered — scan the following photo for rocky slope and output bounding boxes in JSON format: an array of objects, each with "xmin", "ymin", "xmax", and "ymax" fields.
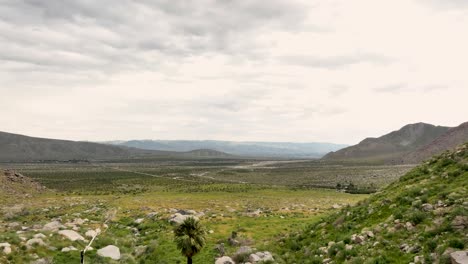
[
  {"xmin": 276, "ymin": 143, "xmax": 468, "ymax": 263},
  {"xmin": 0, "ymin": 169, "xmax": 46, "ymax": 196},
  {"xmin": 405, "ymin": 122, "xmax": 468, "ymax": 164},
  {"xmin": 322, "ymin": 122, "xmax": 452, "ymax": 163}
]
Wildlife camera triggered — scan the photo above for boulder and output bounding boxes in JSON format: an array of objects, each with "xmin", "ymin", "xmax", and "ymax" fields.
[
  {"xmin": 85, "ymin": 230, "xmax": 98, "ymax": 238},
  {"xmin": 451, "ymin": 216, "xmax": 467, "ymax": 230},
  {"xmin": 58, "ymin": 230, "xmax": 85, "ymax": 241},
  {"xmin": 61, "ymin": 246, "xmax": 78, "ymax": 252},
  {"xmin": 0, "ymin": 242, "xmax": 12, "ymax": 254},
  {"xmin": 169, "ymin": 213, "xmax": 198, "ymax": 225},
  {"xmin": 26, "ymin": 238, "xmax": 46, "ymax": 247},
  {"xmin": 215, "ymin": 256, "xmax": 234, "ymax": 264},
  {"xmin": 249, "ymin": 253, "xmax": 261, "ymax": 263},
  {"xmin": 42, "ymin": 221, "xmax": 63, "ymax": 232},
  {"xmin": 421, "ymin": 203, "xmax": 434, "ymax": 211},
  {"xmin": 450, "ymin": 251, "xmax": 468, "ymax": 264},
  {"xmin": 34, "ymin": 233, "xmax": 47, "ymax": 239},
  {"xmin": 97, "ymin": 245, "xmax": 121, "ymax": 260}
]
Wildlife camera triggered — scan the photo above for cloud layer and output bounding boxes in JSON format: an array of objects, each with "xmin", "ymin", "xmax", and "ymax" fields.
[{"xmin": 1, "ymin": 0, "xmax": 467, "ymax": 144}]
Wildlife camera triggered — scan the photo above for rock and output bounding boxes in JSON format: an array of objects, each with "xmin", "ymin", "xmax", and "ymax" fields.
[
  {"xmin": 249, "ymin": 253, "xmax": 261, "ymax": 263},
  {"xmin": 405, "ymin": 222, "xmax": 414, "ymax": 231},
  {"xmin": 208, "ymin": 230, "xmax": 214, "ymax": 234},
  {"xmin": 351, "ymin": 234, "xmax": 365, "ymax": 244},
  {"xmin": 147, "ymin": 212, "xmax": 158, "ymax": 218},
  {"xmin": 364, "ymin": 231, "xmax": 374, "ymax": 238},
  {"xmin": 61, "ymin": 246, "xmax": 78, "ymax": 252},
  {"xmin": 31, "ymin": 258, "xmax": 50, "ymax": 264},
  {"xmin": 345, "ymin": 244, "xmax": 353, "ymax": 250},
  {"xmin": 254, "ymin": 251, "xmax": 274, "ymax": 262},
  {"xmin": 421, "ymin": 203, "xmax": 434, "ymax": 211},
  {"xmin": 34, "ymin": 233, "xmax": 47, "ymax": 239},
  {"xmin": 58, "ymin": 230, "xmax": 85, "ymax": 241},
  {"xmin": 134, "ymin": 218, "xmax": 144, "ymax": 224},
  {"xmin": 42, "ymin": 221, "xmax": 63, "ymax": 232},
  {"xmin": 97, "ymin": 245, "xmax": 121, "ymax": 260},
  {"xmin": 414, "ymin": 255, "xmax": 422, "ymax": 263},
  {"xmin": 451, "ymin": 216, "xmax": 467, "ymax": 230},
  {"xmin": 26, "ymin": 238, "xmax": 46, "ymax": 247},
  {"xmin": 134, "ymin": 245, "xmax": 147, "ymax": 257},
  {"xmin": 227, "ymin": 237, "xmax": 240, "ymax": 246},
  {"xmin": 450, "ymin": 251, "xmax": 468, "ymax": 264},
  {"xmin": 332, "ymin": 204, "xmax": 341, "ymax": 209},
  {"xmin": 323, "ymin": 258, "xmax": 331, "ymax": 264},
  {"xmin": 236, "ymin": 246, "xmax": 252, "ymax": 255},
  {"xmin": 215, "ymin": 256, "xmax": 235, "ymax": 264},
  {"xmin": 85, "ymin": 230, "xmax": 98, "ymax": 238},
  {"xmin": 0, "ymin": 242, "xmax": 12, "ymax": 254},
  {"xmin": 169, "ymin": 213, "xmax": 198, "ymax": 224}
]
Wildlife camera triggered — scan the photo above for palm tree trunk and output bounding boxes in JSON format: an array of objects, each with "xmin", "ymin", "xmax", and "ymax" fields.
[{"xmin": 187, "ymin": 256, "xmax": 193, "ymax": 264}]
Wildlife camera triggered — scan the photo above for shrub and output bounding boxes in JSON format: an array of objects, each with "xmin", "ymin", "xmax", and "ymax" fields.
[
  {"xmin": 448, "ymin": 239, "xmax": 464, "ymax": 249},
  {"xmin": 408, "ymin": 210, "xmax": 426, "ymax": 225}
]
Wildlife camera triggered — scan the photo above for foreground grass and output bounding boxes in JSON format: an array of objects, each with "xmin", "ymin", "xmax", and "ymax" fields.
[{"xmin": 0, "ymin": 184, "xmax": 366, "ymax": 263}]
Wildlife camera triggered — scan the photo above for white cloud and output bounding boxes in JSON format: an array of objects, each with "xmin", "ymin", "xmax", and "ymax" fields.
[{"xmin": 0, "ymin": 0, "xmax": 467, "ymax": 144}]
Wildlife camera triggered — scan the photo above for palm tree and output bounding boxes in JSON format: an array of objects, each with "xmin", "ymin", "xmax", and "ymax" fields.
[{"xmin": 174, "ymin": 217, "xmax": 207, "ymax": 264}]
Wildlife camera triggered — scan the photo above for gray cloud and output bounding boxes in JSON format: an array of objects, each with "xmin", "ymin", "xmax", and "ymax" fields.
[
  {"xmin": 0, "ymin": 0, "xmax": 309, "ymax": 79},
  {"xmin": 417, "ymin": 0, "xmax": 468, "ymax": 10},
  {"xmin": 279, "ymin": 53, "xmax": 393, "ymax": 69}
]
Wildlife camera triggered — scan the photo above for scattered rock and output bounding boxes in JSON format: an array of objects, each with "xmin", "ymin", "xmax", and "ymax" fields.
[
  {"xmin": 227, "ymin": 237, "xmax": 240, "ymax": 246},
  {"xmin": 332, "ymin": 204, "xmax": 341, "ymax": 209},
  {"xmin": 450, "ymin": 251, "xmax": 468, "ymax": 264},
  {"xmin": 34, "ymin": 233, "xmax": 47, "ymax": 239},
  {"xmin": 351, "ymin": 234, "xmax": 365, "ymax": 244},
  {"xmin": 134, "ymin": 218, "xmax": 144, "ymax": 224},
  {"xmin": 345, "ymin": 244, "xmax": 353, "ymax": 250},
  {"xmin": 97, "ymin": 245, "xmax": 121, "ymax": 260},
  {"xmin": 85, "ymin": 229, "xmax": 98, "ymax": 238},
  {"xmin": 421, "ymin": 203, "xmax": 433, "ymax": 211},
  {"xmin": 0, "ymin": 242, "xmax": 12, "ymax": 254},
  {"xmin": 42, "ymin": 221, "xmax": 63, "ymax": 232},
  {"xmin": 61, "ymin": 246, "xmax": 78, "ymax": 252},
  {"xmin": 26, "ymin": 238, "xmax": 46, "ymax": 248},
  {"xmin": 58, "ymin": 230, "xmax": 85, "ymax": 241},
  {"xmin": 215, "ymin": 256, "xmax": 235, "ymax": 264},
  {"xmin": 169, "ymin": 213, "xmax": 198, "ymax": 224},
  {"xmin": 253, "ymin": 251, "xmax": 274, "ymax": 262},
  {"xmin": 451, "ymin": 216, "xmax": 467, "ymax": 230},
  {"xmin": 134, "ymin": 245, "xmax": 147, "ymax": 257},
  {"xmin": 249, "ymin": 253, "xmax": 261, "ymax": 263}
]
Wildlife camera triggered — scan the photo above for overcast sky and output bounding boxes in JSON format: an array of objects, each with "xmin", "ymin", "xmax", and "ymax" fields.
[{"xmin": 1, "ymin": 0, "xmax": 467, "ymax": 144}]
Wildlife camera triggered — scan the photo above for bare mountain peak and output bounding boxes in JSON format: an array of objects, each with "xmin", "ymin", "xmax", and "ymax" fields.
[{"xmin": 323, "ymin": 122, "xmax": 453, "ymax": 163}]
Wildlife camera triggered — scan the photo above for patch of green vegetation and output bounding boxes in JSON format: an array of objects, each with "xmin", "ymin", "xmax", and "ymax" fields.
[{"xmin": 274, "ymin": 143, "xmax": 468, "ymax": 263}]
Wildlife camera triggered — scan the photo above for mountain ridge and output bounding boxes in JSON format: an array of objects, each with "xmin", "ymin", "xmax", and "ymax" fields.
[
  {"xmin": 105, "ymin": 139, "xmax": 348, "ymax": 158},
  {"xmin": 322, "ymin": 122, "xmax": 455, "ymax": 163},
  {"xmin": 0, "ymin": 131, "xmax": 234, "ymax": 162}
]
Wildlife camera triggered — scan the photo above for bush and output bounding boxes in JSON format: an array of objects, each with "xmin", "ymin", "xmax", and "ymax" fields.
[
  {"xmin": 408, "ymin": 211, "xmax": 426, "ymax": 225},
  {"xmin": 448, "ymin": 239, "xmax": 464, "ymax": 249}
]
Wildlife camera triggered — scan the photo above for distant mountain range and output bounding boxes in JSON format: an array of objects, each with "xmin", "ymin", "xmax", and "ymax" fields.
[
  {"xmin": 104, "ymin": 140, "xmax": 348, "ymax": 158},
  {"xmin": 323, "ymin": 122, "xmax": 468, "ymax": 164},
  {"xmin": 0, "ymin": 131, "xmax": 234, "ymax": 162}
]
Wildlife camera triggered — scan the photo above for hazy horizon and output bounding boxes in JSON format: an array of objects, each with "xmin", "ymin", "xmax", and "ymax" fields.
[{"xmin": 1, "ymin": 0, "xmax": 467, "ymax": 144}]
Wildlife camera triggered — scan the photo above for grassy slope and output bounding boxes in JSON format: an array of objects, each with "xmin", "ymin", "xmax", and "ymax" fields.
[{"xmin": 275, "ymin": 143, "xmax": 468, "ymax": 263}]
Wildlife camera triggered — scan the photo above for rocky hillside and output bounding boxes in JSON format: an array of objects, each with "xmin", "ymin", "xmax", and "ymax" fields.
[
  {"xmin": 405, "ymin": 122, "xmax": 468, "ymax": 164},
  {"xmin": 0, "ymin": 131, "xmax": 235, "ymax": 162},
  {"xmin": 322, "ymin": 123, "xmax": 451, "ymax": 163},
  {"xmin": 0, "ymin": 169, "xmax": 46, "ymax": 197},
  {"xmin": 0, "ymin": 131, "xmax": 166, "ymax": 162},
  {"xmin": 276, "ymin": 143, "xmax": 467, "ymax": 263}
]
